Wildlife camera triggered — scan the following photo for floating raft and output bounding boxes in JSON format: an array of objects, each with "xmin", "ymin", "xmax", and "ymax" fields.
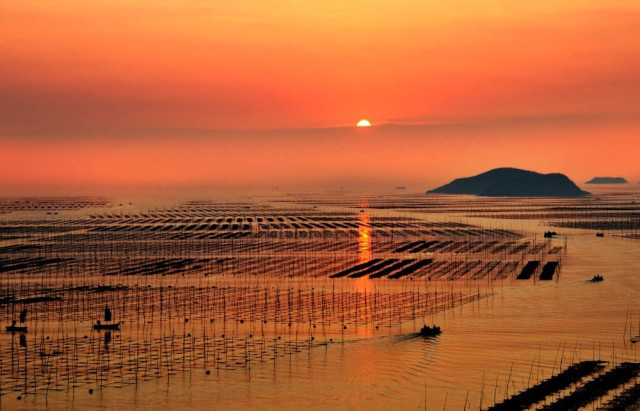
[
  {"xmin": 539, "ymin": 261, "xmax": 559, "ymax": 280},
  {"xmin": 387, "ymin": 259, "xmax": 433, "ymax": 279},
  {"xmin": 516, "ymin": 261, "xmax": 540, "ymax": 279},
  {"xmin": 540, "ymin": 362, "xmax": 640, "ymax": 411},
  {"xmin": 486, "ymin": 360, "xmax": 605, "ymax": 411},
  {"xmin": 330, "ymin": 259, "xmax": 382, "ymax": 278},
  {"xmin": 369, "ymin": 259, "xmax": 416, "ymax": 278},
  {"xmin": 597, "ymin": 383, "xmax": 640, "ymax": 410}
]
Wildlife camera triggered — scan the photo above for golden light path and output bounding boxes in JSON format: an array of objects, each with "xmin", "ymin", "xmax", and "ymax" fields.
[
  {"xmin": 356, "ymin": 119, "xmax": 371, "ymax": 127},
  {"xmin": 354, "ymin": 210, "xmax": 374, "ymax": 315},
  {"xmin": 357, "ymin": 211, "xmax": 372, "ymax": 263}
]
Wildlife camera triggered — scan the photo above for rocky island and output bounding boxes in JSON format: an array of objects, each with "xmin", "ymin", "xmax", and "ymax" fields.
[
  {"xmin": 585, "ymin": 177, "xmax": 628, "ymax": 184},
  {"xmin": 428, "ymin": 167, "xmax": 589, "ymax": 197}
]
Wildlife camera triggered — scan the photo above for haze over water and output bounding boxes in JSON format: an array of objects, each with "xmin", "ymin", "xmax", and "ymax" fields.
[
  {"xmin": 2, "ymin": 1, "xmax": 640, "ymax": 193},
  {"xmin": 2, "ymin": 1, "xmax": 640, "ymax": 410}
]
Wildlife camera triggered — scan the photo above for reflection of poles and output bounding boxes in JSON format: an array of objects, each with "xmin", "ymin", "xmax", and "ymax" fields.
[
  {"xmin": 0, "ymin": 358, "xmax": 4, "ymax": 402},
  {"xmin": 104, "ymin": 331, "xmax": 111, "ymax": 352},
  {"xmin": 479, "ymin": 371, "xmax": 485, "ymax": 410},
  {"xmin": 22, "ymin": 332, "xmax": 28, "ymax": 395}
]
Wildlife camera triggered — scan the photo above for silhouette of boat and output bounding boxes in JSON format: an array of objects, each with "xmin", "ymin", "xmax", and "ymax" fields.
[
  {"xmin": 93, "ymin": 306, "xmax": 120, "ymax": 330},
  {"xmin": 5, "ymin": 325, "xmax": 28, "ymax": 333},
  {"xmin": 596, "ymin": 232, "xmax": 604, "ymax": 237},
  {"xmin": 93, "ymin": 321, "xmax": 121, "ymax": 330},
  {"xmin": 5, "ymin": 321, "xmax": 27, "ymax": 333},
  {"xmin": 544, "ymin": 231, "xmax": 558, "ymax": 238},
  {"xmin": 420, "ymin": 324, "xmax": 442, "ymax": 337},
  {"xmin": 6, "ymin": 313, "xmax": 28, "ymax": 333},
  {"xmin": 590, "ymin": 274, "xmax": 604, "ymax": 282}
]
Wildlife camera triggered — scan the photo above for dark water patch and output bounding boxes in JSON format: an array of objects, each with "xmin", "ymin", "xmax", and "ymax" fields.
[
  {"xmin": 540, "ymin": 362, "xmax": 640, "ymax": 411},
  {"xmin": 487, "ymin": 360, "xmax": 606, "ymax": 411}
]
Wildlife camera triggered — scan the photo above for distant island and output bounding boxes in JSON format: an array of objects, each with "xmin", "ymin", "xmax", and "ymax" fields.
[
  {"xmin": 427, "ymin": 167, "xmax": 589, "ymax": 197},
  {"xmin": 585, "ymin": 177, "xmax": 628, "ymax": 184}
]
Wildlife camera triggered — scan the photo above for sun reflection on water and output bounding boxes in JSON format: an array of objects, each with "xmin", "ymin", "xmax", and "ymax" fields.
[{"xmin": 358, "ymin": 211, "xmax": 372, "ymax": 264}]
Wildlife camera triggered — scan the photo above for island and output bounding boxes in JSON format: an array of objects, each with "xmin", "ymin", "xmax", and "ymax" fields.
[
  {"xmin": 427, "ymin": 167, "xmax": 589, "ymax": 197},
  {"xmin": 585, "ymin": 177, "xmax": 628, "ymax": 184}
]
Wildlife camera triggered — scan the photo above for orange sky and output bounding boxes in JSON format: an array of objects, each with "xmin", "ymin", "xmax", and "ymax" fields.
[{"xmin": 1, "ymin": 1, "xmax": 639, "ymax": 192}]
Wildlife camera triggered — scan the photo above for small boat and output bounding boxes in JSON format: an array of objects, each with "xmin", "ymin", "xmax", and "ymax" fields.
[
  {"xmin": 420, "ymin": 324, "xmax": 442, "ymax": 337},
  {"xmin": 93, "ymin": 305, "xmax": 120, "ymax": 330},
  {"xmin": 6, "ymin": 319, "xmax": 27, "ymax": 333},
  {"xmin": 590, "ymin": 274, "xmax": 604, "ymax": 282},
  {"xmin": 543, "ymin": 231, "xmax": 558, "ymax": 238},
  {"xmin": 5, "ymin": 325, "xmax": 28, "ymax": 333},
  {"xmin": 93, "ymin": 321, "xmax": 120, "ymax": 330},
  {"xmin": 596, "ymin": 232, "xmax": 605, "ymax": 237}
]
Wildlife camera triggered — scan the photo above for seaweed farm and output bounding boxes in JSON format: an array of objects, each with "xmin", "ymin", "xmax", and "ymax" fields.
[
  {"xmin": 282, "ymin": 191, "xmax": 640, "ymax": 235},
  {"xmin": 5, "ymin": 0, "xmax": 640, "ymax": 408},
  {"xmin": 1, "ymin": 192, "xmax": 639, "ymax": 410}
]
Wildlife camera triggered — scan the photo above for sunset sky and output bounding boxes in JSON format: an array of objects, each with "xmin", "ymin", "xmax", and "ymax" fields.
[{"xmin": 1, "ymin": 0, "xmax": 639, "ymax": 192}]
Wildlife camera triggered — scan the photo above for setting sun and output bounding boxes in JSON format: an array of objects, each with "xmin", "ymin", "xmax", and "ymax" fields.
[{"xmin": 356, "ymin": 119, "xmax": 371, "ymax": 127}]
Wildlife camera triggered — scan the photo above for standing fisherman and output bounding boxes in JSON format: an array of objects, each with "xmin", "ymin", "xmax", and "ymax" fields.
[
  {"xmin": 19, "ymin": 309, "xmax": 27, "ymax": 323},
  {"xmin": 104, "ymin": 306, "xmax": 112, "ymax": 322}
]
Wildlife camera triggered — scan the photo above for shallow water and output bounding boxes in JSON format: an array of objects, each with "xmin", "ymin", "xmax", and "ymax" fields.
[{"xmin": 1, "ymin": 192, "xmax": 639, "ymax": 410}]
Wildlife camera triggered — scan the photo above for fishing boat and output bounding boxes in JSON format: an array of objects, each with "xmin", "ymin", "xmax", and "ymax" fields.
[
  {"xmin": 93, "ymin": 320, "xmax": 121, "ymax": 330},
  {"xmin": 93, "ymin": 306, "xmax": 120, "ymax": 330},
  {"xmin": 596, "ymin": 232, "xmax": 605, "ymax": 237},
  {"xmin": 590, "ymin": 274, "xmax": 604, "ymax": 282},
  {"xmin": 5, "ymin": 321, "xmax": 28, "ymax": 333},
  {"xmin": 6, "ymin": 309, "xmax": 28, "ymax": 332},
  {"xmin": 6, "ymin": 325, "xmax": 28, "ymax": 332},
  {"xmin": 420, "ymin": 324, "xmax": 442, "ymax": 337}
]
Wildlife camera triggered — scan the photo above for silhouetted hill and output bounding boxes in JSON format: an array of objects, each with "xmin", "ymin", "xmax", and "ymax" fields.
[
  {"xmin": 585, "ymin": 177, "xmax": 628, "ymax": 184},
  {"xmin": 427, "ymin": 168, "xmax": 589, "ymax": 197}
]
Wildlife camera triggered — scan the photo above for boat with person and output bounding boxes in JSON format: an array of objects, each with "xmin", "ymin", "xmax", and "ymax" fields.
[
  {"xmin": 93, "ymin": 321, "xmax": 120, "ymax": 330},
  {"xmin": 420, "ymin": 324, "xmax": 442, "ymax": 337},
  {"xmin": 5, "ymin": 309, "xmax": 29, "ymax": 332},
  {"xmin": 6, "ymin": 320, "xmax": 28, "ymax": 333},
  {"xmin": 93, "ymin": 306, "xmax": 120, "ymax": 330}
]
